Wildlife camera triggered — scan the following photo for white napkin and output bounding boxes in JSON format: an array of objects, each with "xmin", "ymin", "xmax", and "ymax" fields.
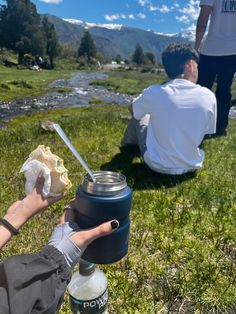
[{"xmin": 20, "ymin": 160, "xmax": 51, "ymax": 197}]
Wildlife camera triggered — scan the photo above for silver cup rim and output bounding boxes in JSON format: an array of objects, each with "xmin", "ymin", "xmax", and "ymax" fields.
[{"xmin": 81, "ymin": 171, "xmax": 127, "ymax": 196}]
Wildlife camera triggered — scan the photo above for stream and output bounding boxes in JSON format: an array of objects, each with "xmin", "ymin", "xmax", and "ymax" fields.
[
  {"xmin": 0, "ymin": 71, "xmax": 235, "ymax": 124},
  {"xmin": 0, "ymin": 71, "xmax": 133, "ymax": 122}
]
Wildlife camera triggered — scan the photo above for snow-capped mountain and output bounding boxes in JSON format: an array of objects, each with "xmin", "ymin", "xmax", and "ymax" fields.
[
  {"xmin": 43, "ymin": 14, "xmax": 189, "ymax": 62},
  {"xmin": 63, "ymin": 18, "xmax": 123, "ymax": 31},
  {"xmin": 176, "ymin": 31, "xmax": 195, "ymax": 42},
  {"xmin": 64, "ymin": 18, "xmax": 194, "ymax": 41}
]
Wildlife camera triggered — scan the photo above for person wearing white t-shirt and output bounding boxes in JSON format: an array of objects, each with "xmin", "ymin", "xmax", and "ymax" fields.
[
  {"xmin": 121, "ymin": 43, "xmax": 217, "ymax": 175},
  {"xmin": 195, "ymin": 0, "xmax": 236, "ymax": 137}
]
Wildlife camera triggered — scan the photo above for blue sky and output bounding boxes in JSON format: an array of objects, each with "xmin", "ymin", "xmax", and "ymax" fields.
[{"xmin": 30, "ymin": 0, "xmax": 200, "ymax": 35}]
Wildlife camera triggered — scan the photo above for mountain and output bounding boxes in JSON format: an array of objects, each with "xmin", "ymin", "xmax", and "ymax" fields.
[{"xmin": 43, "ymin": 14, "xmax": 189, "ymax": 63}]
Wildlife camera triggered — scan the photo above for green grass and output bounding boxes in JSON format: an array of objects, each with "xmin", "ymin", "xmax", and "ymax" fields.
[
  {"xmin": 0, "ymin": 64, "xmax": 73, "ymax": 101},
  {"xmin": 1, "ymin": 105, "xmax": 236, "ymax": 313},
  {"xmin": 89, "ymin": 98, "xmax": 103, "ymax": 104},
  {"xmin": 91, "ymin": 69, "xmax": 236, "ymax": 103},
  {"xmin": 91, "ymin": 69, "xmax": 168, "ymax": 95}
]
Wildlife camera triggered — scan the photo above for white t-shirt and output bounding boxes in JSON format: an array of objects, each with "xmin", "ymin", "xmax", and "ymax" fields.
[
  {"xmin": 133, "ymin": 79, "xmax": 217, "ymax": 175},
  {"xmin": 200, "ymin": 0, "xmax": 236, "ymax": 55}
]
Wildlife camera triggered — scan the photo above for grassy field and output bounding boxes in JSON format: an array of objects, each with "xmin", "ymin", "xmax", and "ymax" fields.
[
  {"xmin": 0, "ymin": 105, "xmax": 236, "ymax": 314},
  {"xmin": 93, "ymin": 69, "xmax": 236, "ymax": 102},
  {"xmin": 91, "ymin": 69, "xmax": 168, "ymax": 95},
  {"xmin": 0, "ymin": 64, "xmax": 74, "ymax": 101},
  {"xmin": 1, "ymin": 64, "xmax": 235, "ymax": 104}
]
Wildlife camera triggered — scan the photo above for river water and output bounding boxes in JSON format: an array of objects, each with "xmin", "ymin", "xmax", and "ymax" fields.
[
  {"xmin": 0, "ymin": 71, "xmax": 133, "ymax": 123},
  {"xmin": 0, "ymin": 71, "xmax": 235, "ymax": 124}
]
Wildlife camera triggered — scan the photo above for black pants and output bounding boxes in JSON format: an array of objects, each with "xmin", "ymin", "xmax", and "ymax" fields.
[{"xmin": 197, "ymin": 54, "xmax": 236, "ymax": 131}]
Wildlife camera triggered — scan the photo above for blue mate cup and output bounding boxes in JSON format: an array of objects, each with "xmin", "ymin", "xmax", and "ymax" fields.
[{"xmin": 75, "ymin": 171, "xmax": 132, "ymax": 264}]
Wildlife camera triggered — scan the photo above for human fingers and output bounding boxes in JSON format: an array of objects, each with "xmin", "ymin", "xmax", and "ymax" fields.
[
  {"xmin": 69, "ymin": 220, "xmax": 119, "ymax": 252},
  {"xmin": 46, "ymin": 191, "xmax": 65, "ymax": 207},
  {"xmin": 33, "ymin": 171, "xmax": 45, "ymax": 195}
]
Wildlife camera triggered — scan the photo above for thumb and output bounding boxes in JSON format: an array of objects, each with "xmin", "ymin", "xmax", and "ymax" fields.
[
  {"xmin": 33, "ymin": 171, "xmax": 45, "ymax": 194},
  {"xmin": 69, "ymin": 220, "xmax": 119, "ymax": 252}
]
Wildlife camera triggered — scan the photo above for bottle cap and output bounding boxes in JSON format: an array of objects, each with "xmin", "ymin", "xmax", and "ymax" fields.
[{"xmin": 79, "ymin": 259, "xmax": 95, "ymax": 276}]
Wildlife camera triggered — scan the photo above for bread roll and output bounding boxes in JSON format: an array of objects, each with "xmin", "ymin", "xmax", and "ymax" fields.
[{"xmin": 24, "ymin": 145, "xmax": 72, "ymax": 195}]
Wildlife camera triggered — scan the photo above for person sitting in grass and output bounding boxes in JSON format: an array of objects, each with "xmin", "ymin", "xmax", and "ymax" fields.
[
  {"xmin": 0, "ymin": 174, "xmax": 118, "ymax": 314},
  {"xmin": 121, "ymin": 43, "xmax": 217, "ymax": 175}
]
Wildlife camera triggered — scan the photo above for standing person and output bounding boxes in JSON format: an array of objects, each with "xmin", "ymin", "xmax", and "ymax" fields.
[
  {"xmin": 195, "ymin": 0, "xmax": 236, "ymax": 137},
  {"xmin": 121, "ymin": 43, "xmax": 217, "ymax": 175}
]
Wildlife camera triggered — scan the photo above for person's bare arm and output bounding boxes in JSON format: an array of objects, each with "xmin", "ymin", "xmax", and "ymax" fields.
[{"xmin": 195, "ymin": 5, "xmax": 212, "ymax": 52}]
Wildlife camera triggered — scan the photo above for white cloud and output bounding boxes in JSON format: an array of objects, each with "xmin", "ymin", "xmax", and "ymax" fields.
[
  {"xmin": 176, "ymin": 15, "xmax": 190, "ymax": 24},
  {"xmin": 179, "ymin": 23, "xmax": 196, "ymax": 41},
  {"xmin": 137, "ymin": 12, "xmax": 146, "ymax": 19},
  {"xmin": 105, "ymin": 12, "xmax": 147, "ymax": 21},
  {"xmin": 175, "ymin": 0, "xmax": 200, "ymax": 26},
  {"xmin": 105, "ymin": 14, "xmax": 121, "ymax": 21},
  {"xmin": 138, "ymin": 0, "xmax": 173, "ymax": 14},
  {"xmin": 138, "ymin": 0, "xmax": 149, "ymax": 6},
  {"xmin": 149, "ymin": 4, "xmax": 158, "ymax": 11},
  {"xmin": 186, "ymin": 23, "xmax": 196, "ymax": 33},
  {"xmin": 128, "ymin": 14, "xmax": 135, "ymax": 19},
  {"xmin": 39, "ymin": 0, "xmax": 63, "ymax": 3},
  {"xmin": 148, "ymin": 3, "xmax": 172, "ymax": 13},
  {"xmin": 173, "ymin": 2, "xmax": 180, "ymax": 8},
  {"xmin": 178, "ymin": 0, "xmax": 200, "ymax": 21},
  {"xmin": 157, "ymin": 5, "xmax": 171, "ymax": 13}
]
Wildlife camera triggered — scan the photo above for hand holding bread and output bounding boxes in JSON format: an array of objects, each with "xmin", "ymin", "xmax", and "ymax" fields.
[{"xmin": 21, "ymin": 145, "xmax": 72, "ymax": 197}]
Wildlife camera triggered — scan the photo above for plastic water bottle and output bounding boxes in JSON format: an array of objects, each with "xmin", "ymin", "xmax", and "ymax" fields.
[{"xmin": 68, "ymin": 259, "xmax": 109, "ymax": 314}]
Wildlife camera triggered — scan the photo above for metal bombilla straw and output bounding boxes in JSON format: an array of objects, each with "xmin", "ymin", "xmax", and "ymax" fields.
[{"xmin": 53, "ymin": 123, "xmax": 96, "ymax": 182}]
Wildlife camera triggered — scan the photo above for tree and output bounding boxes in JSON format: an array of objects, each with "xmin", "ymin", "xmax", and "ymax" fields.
[
  {"xmin": 132, "ymin": 43, "xmax": 145, "ymax": 66},
  {"xmin": 0, "ymin": 5, "xmax": 6, "ymax": 50},
  {"xmin": 78, "ymin": 31, "xmax": 97, "ymax": 61},
  {"xmin": 59, "ymin": 43, "xmax": 77, "ymax": 60},
  {"xmin": 115, "ymin": 54, "xmax": 122, "ymax": 64},
  {"xmin": 0, "ymin": 0, "xmax": 45, "ymax": 63},
  {"xmin": 42, "ymin": 16, "xmax": 60, "ymax": 68},
  {"xmin": 145, "ymin": 52, "xmax": 156, "ymax": 65}
]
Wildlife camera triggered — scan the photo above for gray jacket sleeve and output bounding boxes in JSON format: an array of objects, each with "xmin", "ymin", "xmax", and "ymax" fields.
[{"xmin": 0, "ymin": 245, "xmax": 71, "ymax": 314}]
